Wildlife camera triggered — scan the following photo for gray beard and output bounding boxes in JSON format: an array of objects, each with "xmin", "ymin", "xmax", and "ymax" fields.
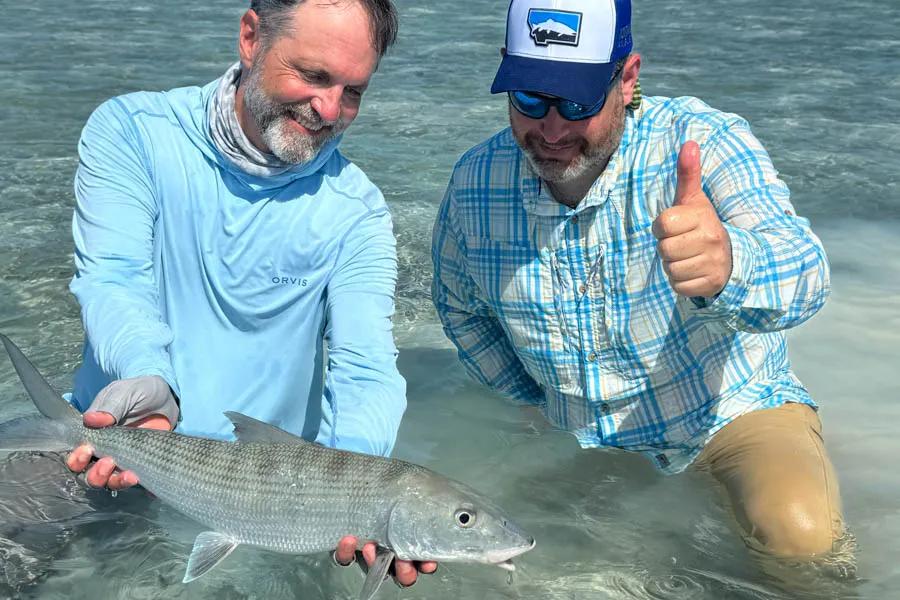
[
  {"xmin": 242, "ymin": 63, "xmax": 348, "ymax": 165},
  {"xmin": 514, "ymin": 100, "xmax": 625, "ymax": 185},
  {"xmin": 208, "ymin": 62, "xmax": 293, "ymax": 177}
]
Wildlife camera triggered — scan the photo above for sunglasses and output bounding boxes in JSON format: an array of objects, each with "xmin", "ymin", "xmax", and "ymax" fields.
[
  {"xmin": 508, "ymin": 91, "xmax": 607, "ymax": 121},
  {"xmin": 507, "ymin": 67, "xmax": 623, "ymax": 122}
]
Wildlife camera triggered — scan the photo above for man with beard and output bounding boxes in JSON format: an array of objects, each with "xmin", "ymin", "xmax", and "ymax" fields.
[
  {"xmin": 64, "ymin": 0, "xmax": 433, "ymax": 585},
  {"xmin": 432, "ymin": 0, "xmax": 846, "ymax": 559}
]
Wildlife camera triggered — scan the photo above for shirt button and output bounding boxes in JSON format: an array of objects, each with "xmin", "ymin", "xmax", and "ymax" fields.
[
  {"xmin": 600, "ymin": 403, "xmax": 611, "ymax": 414},
  {"xmin": 587, "ymin": 352, "xmax": 597, "ymax": 362},
  {"xmin": 571, "ymin": 215, "xmax": 579, "ymax": 224}
]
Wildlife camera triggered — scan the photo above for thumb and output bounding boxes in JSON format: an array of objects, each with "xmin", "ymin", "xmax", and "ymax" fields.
[
  {"xmin": 674, "ymin": 141, "xmax": 704, "ymax": 206},
  {"xmin": 83, "ymin": 411, "xmax": 116, "ymax": 429}
]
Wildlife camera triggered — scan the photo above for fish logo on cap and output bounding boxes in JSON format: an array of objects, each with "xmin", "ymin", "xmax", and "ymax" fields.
[{"xmin": 527, "ymin": 8, "xmax": 582, "ymax": 47}]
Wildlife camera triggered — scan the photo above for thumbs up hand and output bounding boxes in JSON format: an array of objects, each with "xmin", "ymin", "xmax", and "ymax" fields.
[{"xmin": 651, "ymin": 141, "xmax": 733, "ymax": 298}]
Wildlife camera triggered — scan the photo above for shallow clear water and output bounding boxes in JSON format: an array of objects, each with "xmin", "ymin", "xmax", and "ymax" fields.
[{"xmin": 0, "ymin": 0, "xmax": 898, "ymax": 598}]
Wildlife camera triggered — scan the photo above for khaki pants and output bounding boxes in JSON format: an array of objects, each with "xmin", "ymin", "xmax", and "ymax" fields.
[{"xmin": 694, "ymin": 403, "xmax": 845, "ymax": 558}]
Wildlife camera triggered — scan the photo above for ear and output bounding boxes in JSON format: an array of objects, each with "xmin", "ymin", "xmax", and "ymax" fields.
[
  {"xmin": 238, "ymin": 9, "xmax": 263, "ymax": 70},
  {"xmin": 619, "ymin": 53, "xmax": 642, "ymax": 107}
]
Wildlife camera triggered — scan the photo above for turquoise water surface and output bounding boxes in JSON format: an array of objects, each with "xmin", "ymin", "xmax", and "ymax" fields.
[{"xmin": 1, "ymin": 1, "xmax": 898, "ymax": 598}]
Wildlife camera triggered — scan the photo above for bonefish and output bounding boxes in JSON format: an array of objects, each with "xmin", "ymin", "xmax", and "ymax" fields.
[{"xmin": 0, "ymin": 334, "xmax": 535, "ymax": 599}]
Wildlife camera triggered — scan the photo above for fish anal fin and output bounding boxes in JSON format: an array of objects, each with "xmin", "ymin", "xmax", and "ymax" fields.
[
  {"xmin": 224, "ymin": 411, "xmax": 310, "ymax": 445},
  {"xmin": 358, "ymin": 547, "xmax": 395, "ymax": 600},
  {"xmin": 183, "ymin": 531, "xmax": 238, "ymax": 583}
]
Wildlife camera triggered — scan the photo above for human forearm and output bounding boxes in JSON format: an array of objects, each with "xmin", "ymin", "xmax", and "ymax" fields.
[
  {"xmin": 316, "ymin": 208, "xmax": 406, "ymax": 456},
  {"xmin": 316, "ymin": 349, "xmax": 406, "ymax": 457},
  {"xmin": 698, "ymin": 220, "xmax": 830, "ymax": 332},
  {"xmin": 438, "ymin": 304, "xmax": 545, "ymax": 405},
  {"xmin": 71, "ymin": 98, "xmax": 178, "ymax": 393},
  {"xmin": 431, "ymin": 185, "xmax": 544, "ymax": 405},
  {"xmin": 72, "ymin": 276, "xmax": 178, "ymax": 389},
  {"xmin": 689, "ymin": 122, "xmax": 831, "ymax": 332}
]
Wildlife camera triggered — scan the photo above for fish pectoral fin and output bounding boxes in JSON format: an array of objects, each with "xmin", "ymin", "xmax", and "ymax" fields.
[
  {"xmin": 224, "ymin": 411, "xmax": 310, "ymax": 445},
  {"xmin": 358, "ymin": 547, "xmax": 395, "ymax": 600},
  {"xmin": 183, "ymin": 531, "xmax": 239, "ymax": 583}
]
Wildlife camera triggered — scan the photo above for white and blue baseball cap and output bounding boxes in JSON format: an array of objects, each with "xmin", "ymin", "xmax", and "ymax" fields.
[{"xmin": 491, "ymin": 0, "xmax": 633, "ymax": 106}]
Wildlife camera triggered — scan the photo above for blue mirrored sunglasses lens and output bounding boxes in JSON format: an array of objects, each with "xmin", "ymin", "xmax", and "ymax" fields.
[
  {"xmin": 510, "ymin": 91, "xmax": 606, "ymax": 121},
  {"xmin": 558, "ymin": 95, "xmax": 606, "ymax": 120},
  {"xmin": 509, "ymin": 91, "xmax": 550, "ymax": 118}
]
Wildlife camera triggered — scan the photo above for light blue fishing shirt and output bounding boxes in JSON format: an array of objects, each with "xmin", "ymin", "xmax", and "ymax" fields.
[
  {"xmin": 432, "ymin": 96, "xmax": 830, "ymax": 473},
  {"xmin": 69, "ymin": 77, "xmax": 406, "ymax": 456}
]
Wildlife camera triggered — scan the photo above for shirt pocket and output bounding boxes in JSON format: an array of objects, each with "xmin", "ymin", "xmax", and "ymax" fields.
[{"xmin": 466, "ymin": 237, "xmax": 563, "ymax": 378}]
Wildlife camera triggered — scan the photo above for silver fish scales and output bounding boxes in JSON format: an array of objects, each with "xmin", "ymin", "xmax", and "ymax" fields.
[{"xmin": 94, "ymin": 426, "xmax": 423, "ymax": 554}]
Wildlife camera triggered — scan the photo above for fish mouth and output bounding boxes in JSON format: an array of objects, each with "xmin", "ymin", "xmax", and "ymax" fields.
[
  {"xmin": 486, "ymin": 537, "xmax": 536, "ymax": 571},
  {"xmin": 495, "ymin": 559, "xmax": 516, "ymax": 572}
]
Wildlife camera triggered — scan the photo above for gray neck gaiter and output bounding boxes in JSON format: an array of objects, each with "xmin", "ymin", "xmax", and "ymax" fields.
[{"xmin": 208, "ymin": 62, "xmax": 294, "ymax": 178}]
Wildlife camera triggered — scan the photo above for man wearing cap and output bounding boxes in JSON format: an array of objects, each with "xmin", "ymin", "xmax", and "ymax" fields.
[{"xmin": 432, "ymin": 0, "xmax": 845, "ymax": 559}]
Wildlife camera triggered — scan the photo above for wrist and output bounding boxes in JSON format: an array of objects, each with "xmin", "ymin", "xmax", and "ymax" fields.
[{"xmin": 690, "ymin": 225, "xmax": 758, "ymax": 317}]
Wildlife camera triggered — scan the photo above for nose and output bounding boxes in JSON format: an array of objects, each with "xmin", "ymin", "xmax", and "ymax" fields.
[
  {"xmin": 310, "ymin": 86, "xmax": 343, "ymax": 124},
  {"xmin": 538, "ymin": 107, "xmax": 571, "ymax": 144}
]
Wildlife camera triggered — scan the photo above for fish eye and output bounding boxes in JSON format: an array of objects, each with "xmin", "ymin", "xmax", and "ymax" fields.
[{"xmin": 454, "ymin": 508, "xmax": 477, "ymax": 528}]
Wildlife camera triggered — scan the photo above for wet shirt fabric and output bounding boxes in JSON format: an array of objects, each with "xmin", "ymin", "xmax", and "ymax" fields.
[
  {"xmin": 431, "ymin": 96, "xmax": 829, "ymax": 473},
  {"xmin": 69, "ymin": 75, "xmax": 406, "ymax": 456}
]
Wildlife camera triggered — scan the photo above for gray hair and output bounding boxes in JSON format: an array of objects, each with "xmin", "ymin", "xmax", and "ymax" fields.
[{"xmin": 249, "ymin": 0, "xmax": 399, "ymax": 57}]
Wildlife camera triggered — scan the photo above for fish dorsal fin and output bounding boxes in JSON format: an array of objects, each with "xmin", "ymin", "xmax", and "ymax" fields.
[
  {"xmin": 224, "ymin": 411, "xmax": 309, "ymax": 444},
  {"xmin": 358, "ymin": 547, "xmax": 395, "ymax": 600},
  {"xmin": 183, "ymin": 531, "xmax": 238, "ymax": 583}
]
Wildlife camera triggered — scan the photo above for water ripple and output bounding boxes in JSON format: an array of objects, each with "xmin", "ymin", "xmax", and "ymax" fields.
[
  {"xmin": 642, "ymin": 573, "xmax": 706, "ymax": 600},
  {"xmin": 0, "ymin": 534, "xmax": 51, "ymax": 596}
]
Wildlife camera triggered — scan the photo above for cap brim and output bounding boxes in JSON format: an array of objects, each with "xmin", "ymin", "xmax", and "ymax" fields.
[{"xmin": 491, "ymin": 54, "xmax": 619, "ymax": 106}]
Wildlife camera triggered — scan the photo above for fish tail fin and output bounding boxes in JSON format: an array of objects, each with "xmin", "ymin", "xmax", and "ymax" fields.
[
  {"xmin": 0, "ymin": 415, "xmax": 74, "ymax": 452},
  {"xmin": 1, "ymin": 333, "xmax": 81, "ymax": 423}
]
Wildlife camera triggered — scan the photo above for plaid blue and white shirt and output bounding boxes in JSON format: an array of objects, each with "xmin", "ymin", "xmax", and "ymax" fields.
[{"xmin": 431, "ymin": 96, "xmax": 830, "ymax": 473}]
